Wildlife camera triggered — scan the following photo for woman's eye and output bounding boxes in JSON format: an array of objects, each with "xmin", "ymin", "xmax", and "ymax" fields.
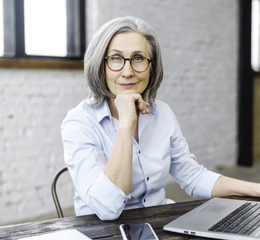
[
  {"xmin": 110, "ymin": 55, "xmax": 122, "ymax": 61},
  {"xmin": 133, "ymin": 55, "xmax": 144, "ymax": 62}
]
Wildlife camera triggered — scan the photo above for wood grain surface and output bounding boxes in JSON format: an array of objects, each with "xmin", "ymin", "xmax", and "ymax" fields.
[{"xmin": 0, "ymin": 196, "xmax": 259, "ymax": 240}]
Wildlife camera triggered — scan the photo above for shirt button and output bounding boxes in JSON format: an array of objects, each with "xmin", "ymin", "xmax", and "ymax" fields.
[
  {"xmin": 139, "ymin": 150, "xmax": 141, "ymax": 154},
  {"xmin": 147, "ymin": 177, "xmax": 149, "ymax": 181},
  {"xmin": 143, "ymin": 199, "xmax": 146, "ymax": 202}
]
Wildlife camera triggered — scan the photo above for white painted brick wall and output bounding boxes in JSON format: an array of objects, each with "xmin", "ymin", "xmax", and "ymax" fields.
[
  {"xmin": 0, "ymin": 69, "xmax": 86, "ymax": 224},
  {"xmin": 0, "ymin": 0, "xmax": 239, "ymax": 224}
]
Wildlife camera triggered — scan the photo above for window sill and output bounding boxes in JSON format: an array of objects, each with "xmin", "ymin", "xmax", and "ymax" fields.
[{"xmin": 0, "ymin": 58, "xmax": 84, "ymax": 70}]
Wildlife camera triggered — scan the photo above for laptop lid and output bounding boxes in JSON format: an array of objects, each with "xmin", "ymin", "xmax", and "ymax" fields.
[{"xmin": 163, "ymin": 198, "xmax": 260, "ymax": 240}]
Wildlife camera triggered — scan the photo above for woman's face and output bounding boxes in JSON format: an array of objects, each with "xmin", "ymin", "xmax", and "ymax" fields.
[{"xmin": 105, "ymin": 32, "xmax": 151, "ymax": 97}]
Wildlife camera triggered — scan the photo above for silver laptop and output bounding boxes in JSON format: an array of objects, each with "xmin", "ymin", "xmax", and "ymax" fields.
[{"xmin": 163, "ymin": 198, "xmax": 260, "ymax": 240}]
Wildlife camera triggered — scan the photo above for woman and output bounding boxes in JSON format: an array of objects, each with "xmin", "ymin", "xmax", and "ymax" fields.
[{"xmin": 61, "ymin": 16, "xmax": 260, "ymax": 220}]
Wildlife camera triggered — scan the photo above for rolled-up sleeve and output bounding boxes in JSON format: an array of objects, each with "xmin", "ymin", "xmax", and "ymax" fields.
[
  {"xmin": 169, "ymin": 114, "xmax": 221, "ymax": 199},
  {"xmin": 87, "ymin": 171, "xmax": 131, "ymax": 220},
  {"xmin": 61, "ymin": 113, "xmax": 130, "ymax": 220}
]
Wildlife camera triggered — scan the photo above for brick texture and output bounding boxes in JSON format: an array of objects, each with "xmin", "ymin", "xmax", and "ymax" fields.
[
  {"xmin": 0, "ymin": 69, "xmax": 86, "ymax": 224},
  {"xmin": 0, "ymin": 0, "xmax": 239, "ymax": 224}
]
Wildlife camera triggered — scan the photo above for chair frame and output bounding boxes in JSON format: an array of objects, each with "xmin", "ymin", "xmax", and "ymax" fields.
[{"xmin": 51, "ymin": 167, "xmax": 68, "ymax": 218}]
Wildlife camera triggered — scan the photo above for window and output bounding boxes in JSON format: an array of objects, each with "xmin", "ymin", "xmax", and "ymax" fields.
[
  {"xmin": 252, "ymin": 0, "xmax": 260, "ymax": 71},
  {"xmin": 24, "ymin": 0, "xmax": 68, "ymax": 57},
  {"xmin": 0, "ymin": 0, "xmax": 85, "ymax": 66},
  {"xmin": 0, "ymin": 0, "xmax": 4, "ymax": 56}
]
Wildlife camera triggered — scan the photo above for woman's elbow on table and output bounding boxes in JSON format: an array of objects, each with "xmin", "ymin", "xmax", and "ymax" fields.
[
  {"xmin": 92, "ymin": 204, "xmax": 124, "ymax": 221},
  {"xmin": 96, "ymin": 210, "xmax": 122, "ymax": 221},
  {"xmin": 86, "ymin": 179, "xmax": 128, "ymax": 220},
  {"xmin": 87, "ymin": 197, "xmax": 125, "ymax": 221}
]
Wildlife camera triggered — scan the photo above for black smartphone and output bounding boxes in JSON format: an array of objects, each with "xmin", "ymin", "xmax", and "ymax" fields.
[{"xmin": 119, "ymin": 223, "xmax": 159, "ymax": 240}]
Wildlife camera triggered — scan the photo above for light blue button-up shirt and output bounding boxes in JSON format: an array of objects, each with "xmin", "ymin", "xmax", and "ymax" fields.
[{"xmin": 61, "ymin": 98, "xmax": 220, "ymax": 220}]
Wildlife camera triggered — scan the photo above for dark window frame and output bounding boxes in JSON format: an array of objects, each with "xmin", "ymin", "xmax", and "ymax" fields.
[
  {"xmin": 0, "ymin": 0, "xmax": 85, "ymax": 69},
  {"xmin": 238, "ymin": 0, "xmax": 253, "ymax": 166}
]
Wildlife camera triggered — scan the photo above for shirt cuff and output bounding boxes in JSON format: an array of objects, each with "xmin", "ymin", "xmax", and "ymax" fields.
[
  {"xmin": 89, "ymin": 171, "xmax": 131, "ymax": 213},
  {"xmin": 193, "ymin": 170, "xmax": 222, "ymax": 198}
]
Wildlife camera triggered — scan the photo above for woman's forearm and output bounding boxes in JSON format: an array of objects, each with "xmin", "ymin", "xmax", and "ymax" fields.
[
  {"xmin": 103, "ymin": 94, "xmax": 149, "ymax": 195},
  {"xmin": 212, "ymin": 176, "xmax": 260, "ymax": 198},
  {"xmin": 103, "ymin": 125, "xmax": 133, "ymax": 195}
]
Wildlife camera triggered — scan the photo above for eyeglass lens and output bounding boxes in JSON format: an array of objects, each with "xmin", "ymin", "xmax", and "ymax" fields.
[{"xmin": 107, "ymin": 55, "xmax": 149, "ymax": 72}]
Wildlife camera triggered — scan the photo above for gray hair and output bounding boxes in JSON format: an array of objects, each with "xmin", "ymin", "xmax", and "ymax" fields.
[{"xmin": 84, "ymin": 16, "xmax": 163, "ymax": 108}]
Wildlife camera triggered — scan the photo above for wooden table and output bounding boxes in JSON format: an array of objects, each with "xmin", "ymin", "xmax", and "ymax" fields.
[{"xmin": 0, "ymin": 196, "xmax": 259, "ymax": 240}]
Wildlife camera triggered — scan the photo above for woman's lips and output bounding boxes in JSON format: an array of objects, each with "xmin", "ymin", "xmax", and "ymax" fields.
[{"xmin": 119, "ymin": 83, "xmax": 137, "ymax": 88}]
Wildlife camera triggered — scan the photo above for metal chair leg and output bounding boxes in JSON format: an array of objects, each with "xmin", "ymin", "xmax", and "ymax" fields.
[{"xmin": 51, "ymin": 167, "xmax": 68, "ymax": 218}]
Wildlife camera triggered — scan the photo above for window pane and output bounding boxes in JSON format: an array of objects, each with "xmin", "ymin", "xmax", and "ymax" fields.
[
  {"xmin": 66, "ymin": 0, "xmax": 81, "ymax": 58},
  {"xmin": 24, "ymin": 0, "xmax": 67, "ymax": 57},
  {"xmin": 0, "ymin": 0, "xmax": 4, "ymax": 56},
  {"xmin": 252, "ymin": 0, "xmax": 260, "ymax": 71}
]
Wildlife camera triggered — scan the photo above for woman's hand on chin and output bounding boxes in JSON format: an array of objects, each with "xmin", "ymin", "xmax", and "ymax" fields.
[{"xmin": 113, "ymin": 93, "xmax": 150, "ymax": 129}]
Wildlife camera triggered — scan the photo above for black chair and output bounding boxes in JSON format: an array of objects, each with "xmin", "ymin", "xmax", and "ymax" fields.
[{"xmin": 51, "ymin": 167, "xmax": 69, "ymax": 218}]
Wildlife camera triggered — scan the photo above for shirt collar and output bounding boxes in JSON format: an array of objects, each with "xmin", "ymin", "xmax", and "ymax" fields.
[
  {"xmin": 149, "ymin": 101, "xmax": 156, "ymax": 116},
  {"xmin": 96, "ymin": 100, "xmax": 112, "ymax": 123}
]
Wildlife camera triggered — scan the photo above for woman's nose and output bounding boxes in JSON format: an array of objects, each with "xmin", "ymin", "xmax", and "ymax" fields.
[{"xmin": 121, "ymin": 60, "xmax": 134, "ymax": 78}]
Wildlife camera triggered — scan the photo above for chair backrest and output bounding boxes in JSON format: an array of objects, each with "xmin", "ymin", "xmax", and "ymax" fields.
[{"xmin": 51, "ymin": 167, "xmax": 69, "ymax": 218}]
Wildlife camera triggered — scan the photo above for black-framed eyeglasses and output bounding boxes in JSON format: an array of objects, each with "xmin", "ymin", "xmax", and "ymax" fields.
[{"xmin": 105, "ymin": 55, "xmax": 152, "ymax": 73}]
